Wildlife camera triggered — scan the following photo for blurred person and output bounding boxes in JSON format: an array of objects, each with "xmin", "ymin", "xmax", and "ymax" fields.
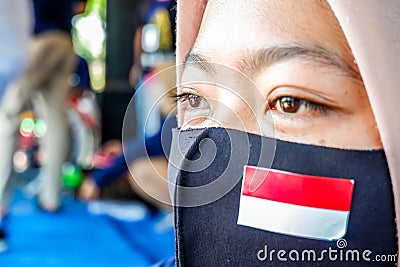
[
  {"xmin": 79, "ymin": 82, "xmax": 177, "ymax": 210},
  {"xmin": 79, "ymin": 113, "xmax": 176, "ymax": 210},
  {"xmin": 0, "ymin": 0, "xmax": 83, "ymax": 249},
  {"xmin": 162, "ymin": 0, "xmax": 400, "ymax": 266},
  {"xmin": 0, "ymin": 0, "xmax": 33, "ymax": 251}
]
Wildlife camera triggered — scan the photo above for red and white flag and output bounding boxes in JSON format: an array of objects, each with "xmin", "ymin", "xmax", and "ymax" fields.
[{"xmin": 237, "ymin": 166, "xmax": 355, "ymax": 241}]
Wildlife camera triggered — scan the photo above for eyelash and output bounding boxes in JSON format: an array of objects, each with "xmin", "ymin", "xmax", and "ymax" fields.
[
  {"xmin": 174, "ymin": 93, "xmax": 190, "ymax": 102},
  {"xmin": 175, "ymin": 93, "xmax": 199, "ymax": 102},
  {"xmin": 268, "ymin": 96, "xmax": 329, "ymax": 115}
]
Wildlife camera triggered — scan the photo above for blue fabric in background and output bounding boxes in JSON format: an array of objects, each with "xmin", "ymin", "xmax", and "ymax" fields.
[
  {"xmin": 0, "ymin": 189, "xmax": 174, "ymax": 267},
  {"xmin": 107, "ymin": 211, "xmax": 175, "ymax": 264}
]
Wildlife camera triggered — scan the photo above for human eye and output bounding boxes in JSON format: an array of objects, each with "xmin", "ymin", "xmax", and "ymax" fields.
[
  {"xmin": 268, "ymin": 96, "xmax": 329, "ymax": 116},
  {"xmin": 176, "ymin": 87, "xmax": 211, "ymax": 128},
  {"xmin": 176, "ymin": 92, "xmax": 205, "ymax": 109}
]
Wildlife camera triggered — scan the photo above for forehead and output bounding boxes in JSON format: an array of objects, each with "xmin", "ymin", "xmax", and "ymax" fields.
[{"xmin": 193, "ymin": 0, "xmax": 351, "ymax": 64}]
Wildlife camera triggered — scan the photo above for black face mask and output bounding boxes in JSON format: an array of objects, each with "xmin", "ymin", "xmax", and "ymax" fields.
[{"xmin": 168, "ymin": 127, "xmax": 397, "ymax": 266}]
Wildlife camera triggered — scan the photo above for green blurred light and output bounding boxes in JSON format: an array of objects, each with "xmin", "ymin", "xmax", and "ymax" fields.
[
  {"xmin": 34, "ymin": 118, "xmax": 47, "ymax": 137},
  {"xmin": 62, "ymin": 162, "xmax": 83, "ymax": 188},
  {"xmin": 20, "ymin": 118, "xmax": 35, "ymax": 136}
]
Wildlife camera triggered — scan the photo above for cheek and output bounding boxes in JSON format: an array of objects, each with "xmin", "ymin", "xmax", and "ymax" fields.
[
  {"xmin": 272, "ymin": 113, "xmax": 382, "ymax": 150},
  {"xmin": 335, "ymin": 100, "xmax": 382, "ymax": 149},
  {"xmin": 336, "ymin": 118, "xmax": 382, "ymax": 149},
  {"xmin": 348, "ymin": 112, "xmax": 382, "ymax": 148}
]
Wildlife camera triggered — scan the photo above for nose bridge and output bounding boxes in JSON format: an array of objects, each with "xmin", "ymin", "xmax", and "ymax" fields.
[{"xmin": 206, "ymin": 83, "xmax": 261, "ymax": 133}]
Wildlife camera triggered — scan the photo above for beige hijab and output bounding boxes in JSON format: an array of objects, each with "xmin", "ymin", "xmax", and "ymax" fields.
[{"xmin": 176, "ymin": 0, "xmax": 400, "ymax": 257}]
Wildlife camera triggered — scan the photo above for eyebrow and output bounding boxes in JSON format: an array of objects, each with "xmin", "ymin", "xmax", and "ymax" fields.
[
  {"xmin": 183, "ymin": 44, "xmax": 361, "ymax": 81},
  {"xmin": 184, "ymin": 52, "xmax": 217, "ymax": 75}
]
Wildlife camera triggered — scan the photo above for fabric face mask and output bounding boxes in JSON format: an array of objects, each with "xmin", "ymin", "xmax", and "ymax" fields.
[{"xmin": 168, "ymin": 127, "xmax": 397, "ymax": 266}]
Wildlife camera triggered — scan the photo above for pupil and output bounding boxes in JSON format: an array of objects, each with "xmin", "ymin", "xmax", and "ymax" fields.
[
  {"xmin": 189, "ymin": 94, "xmax": 200, "ymax": 108},
  {"xmin": 280, "ymin": 97, "xmax": 299, "ymax": 113}
]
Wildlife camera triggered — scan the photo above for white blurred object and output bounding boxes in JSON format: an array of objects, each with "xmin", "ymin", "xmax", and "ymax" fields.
[
  {"xmin": 74, "ymin": 13, "xmax": 105, "ymax": 58},
  {"xmin": 142, "ymin": 24, "xmax": 160, "ymax": 53},
  {"xmin": 0, "ymin": 0, "xmax": 33, "ymax": 100},
  {"xmin": 88, "ymin": 200, "xmax": 149, "ymax": 221}
]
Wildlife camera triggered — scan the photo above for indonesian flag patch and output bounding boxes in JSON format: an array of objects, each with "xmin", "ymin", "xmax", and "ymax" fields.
[{"xmin": 237, "ymin": 166, "xmax": 355, "ymax": 241}]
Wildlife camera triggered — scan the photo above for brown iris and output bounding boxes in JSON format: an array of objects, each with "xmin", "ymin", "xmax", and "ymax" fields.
[{"xmin": 279, "ymin": 97, "xmax": 300, "ymax": 113}]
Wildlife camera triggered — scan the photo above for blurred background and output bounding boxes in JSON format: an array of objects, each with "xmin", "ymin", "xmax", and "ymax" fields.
[{"xmin": 0, "ymin": 0, "xmax": 177, "ymax": 266}]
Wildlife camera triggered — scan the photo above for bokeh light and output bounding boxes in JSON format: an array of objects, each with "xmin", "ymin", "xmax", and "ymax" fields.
[
  {"xmin": 20, "ymin": 118, "xmax": 35, "ymax": 137},
  {"xmin": 34, "ymin": 118, "xmax": 47, "ymax": 138},
  {"xmin": 13, "ymin": 151, "xmax": 29, "ymax": 173}
]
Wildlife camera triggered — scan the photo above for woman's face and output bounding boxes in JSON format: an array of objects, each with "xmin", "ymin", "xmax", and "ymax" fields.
[{"xmin": 177, "ymin": 0, "xmax": 382, "ymax": 150}]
